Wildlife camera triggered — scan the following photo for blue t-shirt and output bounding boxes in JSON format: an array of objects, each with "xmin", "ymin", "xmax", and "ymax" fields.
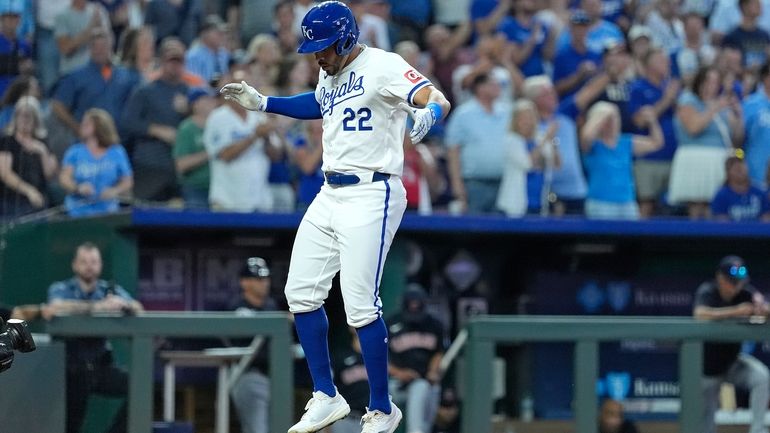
[
  {"xmin": 723, "ymin": 27, "xmax": 770, "ymax": 69},
  {"xmin": 498, "ymin": 17, "xmax": 549, "ymax": 77},
  {"xmin": 470, "ymin": 0, "xmax": 497, "ymax": 21},
  {"xmin": 540, "ymin": 113, "xmax": 587, "ymax": 199},
  {"xmin": 526, "ymin": 139, "xmax": 544, "ymax": 211},
  {"xmin": 445, "ymin": 99, "xmax": 510, "ymax": 179},
  {"xmin": 268, "ymin": 158, "xmax": 292, "ymax": 185},
  {"xmin": 627, "ymin": 78, "xmax": 678, "ymax": 160},
  {"xmin": 53, "ymin": 62, "xmax": 138, "ymax": 123},
  {"xmin": 584, "ymin": 134, "xmax": 635, "ymax": 203},
  {"xmin": 711, "ymin": 185, "xmax": 770, "ymax": 221},
  {"xmin": 567, "ymin": 0, "xmax": 625, "ymax": 23},
  {"xmin": 674, "ymin": 91, "xmax": 730, "ymax": 149},
  {"xmin": 742, "ymin": 90, "xmax": 770, "ymax": 186},
  {"xmin": 184, "ymin": 44, "xmax": 230, "ymax": 83},
  {"xmin": 552, "ymin": 45, "xmax": 603, "ymax": 100},
  {"xmin": 557, "ymin": 20, "xmax": 624, "ymax": 55},
  {"xmin": 62, "ymin": 143, "xmax": 133, "ymax": 217},
  {"xmin": 48, "ymin": 277, "xmax": 135, "ymax": 361},
  {"xmin": 292, "ymin": 136, "xmax": 324, "ymax": 208}
]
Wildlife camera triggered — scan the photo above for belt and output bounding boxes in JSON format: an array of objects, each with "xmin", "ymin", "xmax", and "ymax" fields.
[{"xmin": 324, "ymin": 171, "xmax": 391, "ymax": 186}]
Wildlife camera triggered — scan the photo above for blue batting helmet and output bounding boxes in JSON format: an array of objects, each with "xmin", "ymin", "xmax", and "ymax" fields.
[{"xmin": 298, "ymin": 1, "xmax": 359, "ymax": 56}]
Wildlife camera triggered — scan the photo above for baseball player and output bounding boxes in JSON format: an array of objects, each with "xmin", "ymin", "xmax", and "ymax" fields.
[{"xmin": 220, "ymin": 2, "xmax": 450, "ymax": 432}]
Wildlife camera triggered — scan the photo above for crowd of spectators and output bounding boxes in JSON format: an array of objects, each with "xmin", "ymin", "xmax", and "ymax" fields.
[{"xmin": 6, "ymin": 0, "xmax": 770, "ymax": 222}]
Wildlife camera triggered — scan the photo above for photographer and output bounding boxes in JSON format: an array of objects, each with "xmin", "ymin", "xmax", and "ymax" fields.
[{"xmin": 47, "ymin": 242, "xmax": 143, "ymax": 433}]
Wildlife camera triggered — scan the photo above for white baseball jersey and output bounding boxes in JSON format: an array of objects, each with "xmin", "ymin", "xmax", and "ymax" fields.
[
  {"xmin": 314, "ymin": 46, "xmax": 432, "ymax": 176},
  {"xmin": 203, "ymin": 105, "xmax": 273, "ymax": 212}
]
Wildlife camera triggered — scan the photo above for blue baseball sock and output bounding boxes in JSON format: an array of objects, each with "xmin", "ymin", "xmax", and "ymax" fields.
[
  {"xmin": 356, "ymin": 317, "xmax": 392, "ymax": 414},
  {"xmin": 294, "ymin": 308, "xmax": 336, "ymax": 397}
]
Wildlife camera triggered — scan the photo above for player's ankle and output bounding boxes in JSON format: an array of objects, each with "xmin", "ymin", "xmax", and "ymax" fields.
[
  {"xmin": 315, "ymin": 385, "xmax": 337, "ymax": 398},
  {"xmin": 368, "ymin": 401, "xmax": 391, "ymax": 414}
]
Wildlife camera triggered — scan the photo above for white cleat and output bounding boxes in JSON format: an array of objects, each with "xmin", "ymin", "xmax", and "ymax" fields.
[
  {"xmin": 360, "ymin": 401, "xmax": 402, "ymax": 433},
  {"xmin": 288, "ymin": 390, "xmax": 351, "ymax": 433}
]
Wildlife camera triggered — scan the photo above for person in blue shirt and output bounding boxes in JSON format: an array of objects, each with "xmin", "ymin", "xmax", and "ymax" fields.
[
  {"xmin": 292, "ymin": 119, "xmax": 325, "ymax": 212},
  {"xmin": 524, "ymin": 75, "xmax": 588, "ymax": 215},
  {"xmin": 670, "ymin": 66, "xmax": 744, "ymax": 219},
  {"xmin": 446, "ymin": 73, "xmax": 510, "ymax": 214},
  {"xmin": 742, "ymin": 61, "xmax": 770, "ymax": 187},
  {"xmin": 711, "ymin": 155, "xmax": 770, "ymax": 221},
  {"xmin": 567, "ymin": 0, "xmax": 627, "ymax": 30},
  {"xmin": 557, "ymin": 0, "xmax": 624, "ymax": 55},
  {"xmin": 627, "ymin": 48, "xmax": 681, "ymax": 217},
  {"xmin": 581, "ymin": 102, "xmax": 663, "ymax": 220},
  {"xmin": 723, "ymin": 0, "xmax": 770, "ymax": 71},
  {"xmin": 553, "ymin": 10, "xmax": 602, "ymax": 99},
  {"xmin": 59, "ymin": 108, "xmax": 133, "ymax": 217},
  {"xmin": 47, "ymin": 242, "xmax": 144, "ymax": 433},
  {"xmin": 497, "ymin": 0, "xmax": 555, "ymax": 77},
  {"xmin": 185, "ymin": 14, "xmax": 231, "ymax": 84},
  {"xmin": 51, "ymin": 30, "xmax": 139, "ymax": 139},
  {"xmin": 470, "ymin": 0, "xmax": 511, "ymax": 38},
  {"xmin": 595, "ymin": 41, "xmax": 635, "ymax": 132},
  {"xmin": 0, "ymin": 1, "xmax": 32, "ymax": 98}
]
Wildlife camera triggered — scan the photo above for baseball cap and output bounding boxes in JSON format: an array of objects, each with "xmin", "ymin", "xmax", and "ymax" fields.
[
  {"xmin": 628, "ymin": 25, "xmax": 653, "ymax": 42},
  {"xmin": 0, "ymin": 0, "xmax": 23, "ymax": 16},
  {"xmin": 718, "ymin": 255, "xmax": 749, "ymax": 282},
  {"xmin": 570, "ymin": 10, "xmax": 591, "ymax": 25},
  {"xmin": 188, "ymin": 86, "xmax": 216, "ymax": 105},
  {"xmin": 240, "ymin": 257, "xmax": 271, "ymax": 279}
]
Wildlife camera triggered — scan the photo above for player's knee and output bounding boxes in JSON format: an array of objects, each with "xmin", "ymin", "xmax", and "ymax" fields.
[
  {"xmin": 285, "ymin": 288, "xmax": 323, "ymax": 313},
  {"xmin": 344, "ymin": 307, "xmax": 380, "ymax": 328}
]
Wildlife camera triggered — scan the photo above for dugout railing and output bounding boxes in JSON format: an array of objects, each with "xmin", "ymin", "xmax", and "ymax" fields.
[
  {"xmin": 46, "ymin": 312, "xmax": 293, "ymax": 433},
  {"xmin": 461, "ymin": 315, "xmax": 770, "ymax": 433}
]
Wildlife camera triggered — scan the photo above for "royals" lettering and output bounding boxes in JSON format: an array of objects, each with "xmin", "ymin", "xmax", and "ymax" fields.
[{"xmin": 319, "ymin": 71, "xmax": 365, "ymax": 115}]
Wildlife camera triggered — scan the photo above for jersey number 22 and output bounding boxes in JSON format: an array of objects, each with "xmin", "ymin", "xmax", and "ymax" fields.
[{"xmin": 342, "ymin": 107, "xmax": 373, "ymax": 131}]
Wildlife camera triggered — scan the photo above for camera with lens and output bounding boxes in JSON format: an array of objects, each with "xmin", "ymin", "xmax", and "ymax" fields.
[{"xmin": 0, "ymin": 317, "xmax": 36, "ymax": 373}]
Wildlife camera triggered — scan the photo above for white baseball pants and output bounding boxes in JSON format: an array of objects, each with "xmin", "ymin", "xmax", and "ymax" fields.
[{"xmin": 285, "ymin": 177, "xmax": 407, "ymax": 327}]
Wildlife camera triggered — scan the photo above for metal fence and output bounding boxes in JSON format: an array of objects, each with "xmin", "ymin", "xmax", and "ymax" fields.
[
  {"xmin": 461, "ymin": 315, "xmax": 770, "ymax": 433},
  {"xmin": 46, "ymin": 312, "xmax": 293, "ymax": 433}
]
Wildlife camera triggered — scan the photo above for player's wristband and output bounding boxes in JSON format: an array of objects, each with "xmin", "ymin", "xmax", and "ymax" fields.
[{"xmin": 427, "ymin": 102, "xmax": 443, "ymax": 121}]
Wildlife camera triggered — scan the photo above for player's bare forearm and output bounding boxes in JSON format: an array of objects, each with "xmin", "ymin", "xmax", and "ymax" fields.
[
  {"xmin": 412, "ymin": 86, "xmax": 451, "ymax": 120},
  {"xmin": 48, "ymin": 300, "xmax": 94, "ymax": 316},
  {"xmin": 694, "ymin": 304, "xmax": 753, "ymax": 320},
  {"xmin": 427, "ymin": 352, "xmax": 443, "ymax": 383},
  {"xmin": 217, "ymin": 127, "xmax": 267, "ymax": 162}
]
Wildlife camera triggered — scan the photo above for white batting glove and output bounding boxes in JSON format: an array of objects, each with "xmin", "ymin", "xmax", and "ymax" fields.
[
  {"xmin": 398, "ymin": 102, "xmax": 441, "ymax": 144},
  {"xmin": 219, "ymin": 81, "xmax": 267, "ymax": 111}
]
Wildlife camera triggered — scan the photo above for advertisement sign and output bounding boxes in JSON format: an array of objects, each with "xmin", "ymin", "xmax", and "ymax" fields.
[
  {"xmin": 137, "ymin": 249, "xmax": 193, "ymax": 310},
  {"xmin": 530, "ymin": 271, "xmax": 720, "ymax": 419},
  {"xmin": 138, "ymin": 248, "xmax": 287, "ymax": 311}
]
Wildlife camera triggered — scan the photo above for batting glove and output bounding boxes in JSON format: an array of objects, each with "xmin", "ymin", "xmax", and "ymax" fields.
[
  {"xmin": 398, "ymin": 102, "xmax": 442, "ymax": 144},
  {"xmin": 220, "ymin": 81, "xmax": 267, "ymax": 111}
]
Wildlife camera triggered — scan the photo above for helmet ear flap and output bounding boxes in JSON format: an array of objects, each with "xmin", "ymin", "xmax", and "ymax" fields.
[{"xmin": 336, "ymin": 31, "xmax": 356, "ymax": 56}]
